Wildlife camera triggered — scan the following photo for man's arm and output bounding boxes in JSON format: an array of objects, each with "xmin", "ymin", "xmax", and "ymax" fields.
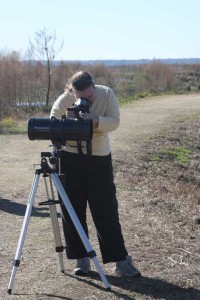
[
  {"xmin": 81, "ymin": 89, "xmax": 120, "ymax": 132},
  {"xmin": 97, "ymin": 90, "xmax": 120, "ymax": 132},
  {"xmin": 50, "ymin": 93, "xmax": 75, "ymax": 119}
]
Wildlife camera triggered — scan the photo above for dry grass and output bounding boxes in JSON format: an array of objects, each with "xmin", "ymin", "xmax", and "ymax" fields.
[
  {"xmin": 0, "ymin": 95, "xmax": 200, "ymax": 300},
  {"xmin": 111, "ymin": 116, "xmax": 200, "ymax": 299}
]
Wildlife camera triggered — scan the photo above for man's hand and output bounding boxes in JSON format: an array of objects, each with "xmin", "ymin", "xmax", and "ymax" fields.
[{"xmin": 79, "ymin": 112, "xmax": 99, "ymax": 128}]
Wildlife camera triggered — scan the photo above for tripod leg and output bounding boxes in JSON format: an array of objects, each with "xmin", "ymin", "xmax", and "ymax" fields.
[
  {"xmin": 7, "ymin": 171, "xmax": 40, "ymax": 294},
  {"xmin": 50, "ymin": 173, "xmax": 111, "ymax": 290},
  {"xmin": 43, "ymin": 176, "xmax": 65, "ymax": 272}
]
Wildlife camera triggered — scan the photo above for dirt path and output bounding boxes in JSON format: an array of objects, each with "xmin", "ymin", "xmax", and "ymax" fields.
[
  {"xmin": 0, "ymin": 94, "xmax": 200, "ymax": 300},
  {"xmin": 110, "ymin": 93, "xmax": 200, "ymax": 152}
]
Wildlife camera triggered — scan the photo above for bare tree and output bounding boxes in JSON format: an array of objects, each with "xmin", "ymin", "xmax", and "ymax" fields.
[{"xmin": 29, "ymin": 27, "xmax": 64, "ymax": 106}]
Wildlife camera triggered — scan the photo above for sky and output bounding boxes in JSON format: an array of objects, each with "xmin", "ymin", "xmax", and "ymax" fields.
[{"xmin": 1, "ymin": 0, "xmax": 200, "ymax": 60}]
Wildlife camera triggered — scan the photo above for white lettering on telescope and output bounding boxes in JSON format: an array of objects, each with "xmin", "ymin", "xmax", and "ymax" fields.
[{"xmin": 34, "ymin": 127, "xmax": 49, "ymax": 130}]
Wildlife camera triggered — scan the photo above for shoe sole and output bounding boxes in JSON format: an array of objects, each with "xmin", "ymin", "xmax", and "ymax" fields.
[
  {"xmin": 115, "ymin": 271, "xmax": 142, "ymax": 278},
  {"xmin": 74, "ymin": 269, "xmax": 91, "ymax": 276}
]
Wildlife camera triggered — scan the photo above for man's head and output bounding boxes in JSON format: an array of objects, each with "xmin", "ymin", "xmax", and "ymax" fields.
[
  {"xmin": 71, "ymin": 71, "xmax": 96, "ymax": 104},
  {"xmin": 72, "ymin": 71, "xmax": 94, "ymax": 91}
]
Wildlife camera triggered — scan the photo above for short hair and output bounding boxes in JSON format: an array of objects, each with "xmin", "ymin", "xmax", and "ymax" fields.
[{"xmin": 71, "ymin": 71, "xmax": 94, "ymax": 91}]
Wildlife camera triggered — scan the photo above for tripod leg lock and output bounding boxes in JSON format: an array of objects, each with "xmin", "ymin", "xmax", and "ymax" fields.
[
  {"xmin": 12, "ymin": 259, "xmax": 20, "ymax": 267},
  {"xmin": 55, "ymin": 246, "xmax": 65, "ymax": 252},
  {"xmin": 88, "ymin": 250, "xmax": 96, "ymax": 258}
]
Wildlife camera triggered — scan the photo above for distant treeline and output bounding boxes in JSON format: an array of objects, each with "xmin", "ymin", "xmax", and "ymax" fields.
[
  {"xmin": 57, "ymin": 58, "xmax": 200, "ymax": 66},
  {"xmin": 1, "ymin": 50, "xmax": 200, "ymax": 120}
]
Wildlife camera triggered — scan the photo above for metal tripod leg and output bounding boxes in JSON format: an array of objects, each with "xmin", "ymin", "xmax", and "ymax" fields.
[
  {"xmin": 43, "ymin": 176, "xmax": 64, "ymax": 272},
  {"xmin": 7, "ymin": 170, "xmax": 40, "ymax": 294},
  {"xmin": 8, "ymin": 171, "xmax": 65, "ymax": 294},
  {"xmin": 51, "ymin": 172, "xmax": 111, "ymax": 290}
]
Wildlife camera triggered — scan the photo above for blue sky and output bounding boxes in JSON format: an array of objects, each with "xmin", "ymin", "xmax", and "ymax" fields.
[{"xmin": 1, "ymin": 0, "xmax": 200, "ymax": 60}]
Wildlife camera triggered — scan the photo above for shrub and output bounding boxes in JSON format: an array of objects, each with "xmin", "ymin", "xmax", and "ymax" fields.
[
  {"xmin": 0, "ymin": 117, "xmax": 17, "ymax": 129},
  {"xmin": 0, "ymin": 117, "xmax": 26, "ymax": 134}
]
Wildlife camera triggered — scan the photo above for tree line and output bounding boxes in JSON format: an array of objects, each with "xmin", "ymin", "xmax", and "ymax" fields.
[{"xmin": 0, "ymin": 49, "xmax": 200, "ymax": 120}]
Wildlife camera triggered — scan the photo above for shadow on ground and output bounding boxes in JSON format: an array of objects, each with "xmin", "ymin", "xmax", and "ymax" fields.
[
  {"xmin": 8, "ymin": 260, "xmax": 200, "ymax": 300},
  {"xmin": 0, "ymin": 197, "xmax": 54, "ymax": 217},
  {"xmin": 64, "ymin": 271, "xmax": 200, "ymax": 300},
  {"xmin": 13, "ymin": 293, "xmax": 73, "ymax": 300}
]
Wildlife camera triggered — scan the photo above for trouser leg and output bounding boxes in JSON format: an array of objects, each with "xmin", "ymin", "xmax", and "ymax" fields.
[
  {"xmin": 87, "ymin": 154, "xmax": 128, "ymax": 263},
  {"xmin": 59, "ymin": 152, "xmax": 88, "ymax": 259}
]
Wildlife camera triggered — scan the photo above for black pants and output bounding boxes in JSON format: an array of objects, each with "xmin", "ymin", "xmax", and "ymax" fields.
[{"xmin": 59, "ymin": 151, "xmax": 128, "ymax": 264}]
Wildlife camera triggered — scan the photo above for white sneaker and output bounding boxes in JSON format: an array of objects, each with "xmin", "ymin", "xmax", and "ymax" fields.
[
  {"xmin": 74, "ymin": 257, "xmax": 91, "ymax": 275},
  {"xmin": 114, "ymin": 255, "xmax": 141, "ymax": 277}
]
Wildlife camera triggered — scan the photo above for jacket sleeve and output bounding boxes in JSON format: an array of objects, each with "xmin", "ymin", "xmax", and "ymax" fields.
[
  {"xmin": 97, "ymin": 90, "xmax": 120, "ymax": 132},
  {"xmin": 50, "ymin": 92, "xmax": 75, "ymax": 119}
]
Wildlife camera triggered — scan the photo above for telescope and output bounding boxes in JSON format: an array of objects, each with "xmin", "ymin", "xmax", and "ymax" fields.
[
  {"xmin": 8, "ymin": 116, "xmax": 110, "ymax": 295},
  {"xmin": 28, "ymin": 116, "xmax": 93, "ymax": 144}
]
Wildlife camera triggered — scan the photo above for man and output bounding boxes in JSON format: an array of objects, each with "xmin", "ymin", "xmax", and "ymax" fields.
[{"xmin": 50, "ymin": 71, "xmax": 141, "ymax": 277}]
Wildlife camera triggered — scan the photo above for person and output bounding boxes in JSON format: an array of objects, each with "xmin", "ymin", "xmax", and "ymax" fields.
[{"xmin": 50, "ymin": 71, "xmax": 141, "ymax": 277}]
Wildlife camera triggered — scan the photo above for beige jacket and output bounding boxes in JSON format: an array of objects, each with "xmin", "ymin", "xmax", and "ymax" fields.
[{"xmin": 50, "ymin": 85, "xmax": 120, "ymax": 156}]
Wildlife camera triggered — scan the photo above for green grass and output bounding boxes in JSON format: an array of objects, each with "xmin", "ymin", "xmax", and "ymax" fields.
[
  {"xmin": 150, "ymin": 147, "xmax": 192, "ymax": 164},
  {"xmin": 118, "ymin": 91, "xmax": 160, "ymax": 106},
  {"xmin": 192, "ymin": 112, "xmax": 200, "ymax": 119}
]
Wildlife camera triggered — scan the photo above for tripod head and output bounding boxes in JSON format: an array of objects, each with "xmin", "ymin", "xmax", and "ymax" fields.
[{"xmin": 40, "ymin": 143, "xmax": 63, "ymax": 176}]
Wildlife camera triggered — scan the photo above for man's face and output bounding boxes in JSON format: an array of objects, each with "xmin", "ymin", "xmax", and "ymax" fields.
[{"xmin": 74, "ymin": 86, "xmax": 96, "ymax": 104}]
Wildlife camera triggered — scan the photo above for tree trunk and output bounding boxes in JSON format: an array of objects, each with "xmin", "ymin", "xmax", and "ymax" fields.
[{"xmin": 46, "ymin": 61, "xmax": 51, "ymax": 106}]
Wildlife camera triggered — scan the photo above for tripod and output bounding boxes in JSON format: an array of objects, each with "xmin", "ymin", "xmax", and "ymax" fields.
[{"xmin": 7, "ymin": 147, "xmax": 111, "ymax": 294}]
